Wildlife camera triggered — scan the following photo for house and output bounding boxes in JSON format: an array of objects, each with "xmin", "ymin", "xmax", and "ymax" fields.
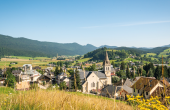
[
  {"xmin": 23, "ymin": 70, "xmax": 41, "ymax": 82},
  {"xmin": 37, "ymin": 75, "xmax": 53, "ymax": 85},
  {"xmin": 23, "ymin": 64, "xmax": 32, "ymax": 71},
  {"xmin": 131, "ymin": 77, "xmax": 166, "ymax": 99},
  {"xmin": 12, "ymin": 70, "xmax": 23, "ymax": 77},
  {"xmin": 69, "ymin": 51, "xmax": 112, "ymax": 93},
  {"xmin": 111, "ymin": 67, "xmax": 116, "ymax": 76},
  {"xmin": 101, "ymin": 78, "xmax": 133, "ymax": 98},
  {"xmin": 0, "ymin": 78, "xmax": 5, "ymax": 86},
  {"xmin": 115, "ymin": 56, "xmax": 120, "ymax": 59},
  {"xmin": 33, "ymin": 66, "xmax": 41, "ymax": 70},
  {"xmin": 56, "ymin": 72, "xmax": 68, "ymax": 84},
  {"xmin": 100, "ymin": 85, "xmax": 122, "ymax": 97},
  {"xmin": 21, "ymin": 64, "xmax": 41, "ymax": 82},
  {"xmin": 44, "ymin": 71, "xmax": 54, "ymax": 76},
  {"xmin": 130, "ymin": 62, "xmax": 135, "ymax": 66},
  {"xmin": 20, "ymin": 74, "xmax": 31, "ymax": 82}
]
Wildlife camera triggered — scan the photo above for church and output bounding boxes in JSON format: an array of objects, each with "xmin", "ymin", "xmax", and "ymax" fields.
[{"xmin": 69, "ymin": 51, "xmax": 112, "ymax": 93}]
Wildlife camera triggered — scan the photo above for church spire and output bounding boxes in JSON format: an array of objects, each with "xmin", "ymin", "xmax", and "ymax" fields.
[
  {"xmin": 105, "ymin": 50, "xmax": 109, "ymax": 61},
  {"xmin": 103, "ymin": 50, "xmax": 110, "ymax": 65}
]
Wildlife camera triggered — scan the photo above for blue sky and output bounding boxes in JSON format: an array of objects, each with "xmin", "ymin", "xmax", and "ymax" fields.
[{"xmin": 0, "ymin": 0, "xmax": 170, "ymax": 48}]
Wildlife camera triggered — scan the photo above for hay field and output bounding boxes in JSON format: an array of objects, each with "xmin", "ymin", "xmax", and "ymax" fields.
[{"xmin": 0, "ymin": 88, "xmax": 134, "ymax": 110}]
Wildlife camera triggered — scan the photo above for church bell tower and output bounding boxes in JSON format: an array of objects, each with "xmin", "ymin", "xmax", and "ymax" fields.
[{"xmin": 103, "ymin": 51, "xmax": 111, "ymax": 85}]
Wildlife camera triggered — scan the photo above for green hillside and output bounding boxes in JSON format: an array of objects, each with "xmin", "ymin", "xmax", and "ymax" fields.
[
  {"xmin": 0, "ymin": 34, "xmax": 97, "ymax": 57},
  {"xmin": 158, "ymin": 48, "xmax": 170, "ymax": 57}
]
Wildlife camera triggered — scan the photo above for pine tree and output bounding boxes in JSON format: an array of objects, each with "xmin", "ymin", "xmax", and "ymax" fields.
[
  {"xmin": 59, "ymin": 67, "xmax": 63, "ymax": 73},
  {"xmin": 163, "ymin": 66, "xmax": 168, "ymax": 77},
  {"xmin": 154, "ymin": 66, "xmax": 162, "ymax": 79},
  {"xmin": 126, "ymin": 65, "xmax": 130, "ymax": 78},
  {"xmin": 111, "ymin": 61, "xmax": 115, "ymax": 68},
  {"xmin": 72, "ymin": 68, "xmax": 81, "ymax": 91},
  {"xmin": 120, "ymin": 61, "xmax": 125, "ymax": 70},
  {"xmin": 54, "ymin": 66, "xmax": 60, "ymax": 76},
  {"xmin": 80, "ymin": 64, "xmax": 83, "ymax": 69},
  {"xmin": 148, "ymin": 68, "xmax": 154, "ymax": 77}
]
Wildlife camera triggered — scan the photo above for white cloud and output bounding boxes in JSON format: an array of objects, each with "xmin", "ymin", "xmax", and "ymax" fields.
[
  {"xmin": 80, "ymin": 20, "xmax": 170, "ymax": 28},
  {"xmin": 119, "ymin": 20, "xmax": 170, "ymax": 26}
]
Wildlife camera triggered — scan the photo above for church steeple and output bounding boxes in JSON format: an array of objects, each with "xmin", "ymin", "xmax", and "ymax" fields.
[
  {"xmin": 103, "ymin": 51, "xmax": 111, "ymax": 66},
  {"xmin": 103, "ymin": 50, "xmax": 111, "ymax": 85}
]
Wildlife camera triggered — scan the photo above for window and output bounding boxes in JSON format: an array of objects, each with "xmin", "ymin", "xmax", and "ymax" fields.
[
  {"xmin": 134, "ymin": 89, "xmax": 135, "ymax": 92},
  {"xmin": 146, "ymin": 92, "xmax": 148, "ymax": 95},
  {"xmin": 138, "ymin": 90, "xmax": 139, "ymax": 93},
  {"xmin": 108, "ymin": 67, "xmax": 109, "ymax": 70},
  {"xmin": 91, "ymin": 82, "xmax": 95, "ymax": 87},
  {"xmin": 93, "ymin": 82, "xmax": 95, "ymax": 87}
]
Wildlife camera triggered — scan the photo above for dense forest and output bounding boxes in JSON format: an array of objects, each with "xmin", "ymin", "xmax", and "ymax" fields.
[
  {"xmin": 0, "ymin": 34, "xmax": 97, "ymax": 57},
  {"xmin": 84, "ymin": 47, "xmax": 146, "ymax": 61}
]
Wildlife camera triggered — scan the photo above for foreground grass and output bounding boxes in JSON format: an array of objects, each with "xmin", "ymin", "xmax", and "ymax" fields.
[{"xmin": 0, "ymin": 88, "xmax": 134, "ymax": 110}]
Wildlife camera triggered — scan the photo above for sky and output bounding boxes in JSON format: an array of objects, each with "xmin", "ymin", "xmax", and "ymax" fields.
[{"xmin": 0, "ymin": 0, "xmax": 170, "ymax": 48}]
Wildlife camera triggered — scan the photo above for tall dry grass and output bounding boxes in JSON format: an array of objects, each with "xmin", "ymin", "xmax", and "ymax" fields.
[{"xmin": 0, "ymin": 89, "xmax": 134, "ymax": 110}]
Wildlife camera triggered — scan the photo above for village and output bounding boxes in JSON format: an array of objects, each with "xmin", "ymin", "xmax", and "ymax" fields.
[{"xmin": 0, "ymin": 51, "xmax": 169, "ymax": 103}]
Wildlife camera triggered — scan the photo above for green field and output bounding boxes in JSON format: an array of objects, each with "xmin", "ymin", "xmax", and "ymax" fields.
[
  {"xmin": 158, "ymin": 48, "xmax": 170, "ymax": 57},
  {"xmin": 10, "ymin": 56, "xmax": 51, "ymax": 60},
  {"xmin": 107, "ymin": 49, "xmax": 118, "ymax": 52},
  {"xmin": 77, "ymin": 58, "xmax": 92, "ymax": 62},
  {"xmin": 141, "ymin": 53, "xmax": 156, "ymax": 57}
]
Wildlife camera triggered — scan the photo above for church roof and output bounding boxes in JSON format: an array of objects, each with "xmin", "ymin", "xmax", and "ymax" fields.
[
  {"xmin": 70, "ymin": 71, "xmax": 107, "ymax": 80},
  {"xmin": 103, "ymin": 51, "xmax": 111, "ymax": 65}
]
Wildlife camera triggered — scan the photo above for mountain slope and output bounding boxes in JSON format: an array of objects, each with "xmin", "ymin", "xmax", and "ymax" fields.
[{"xmin": 0, "ymin": 34, "xmax": 97, "ymax": 57}]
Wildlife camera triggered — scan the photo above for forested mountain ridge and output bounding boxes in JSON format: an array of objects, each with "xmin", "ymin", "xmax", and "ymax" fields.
[
  {"xmin": 84, "ymin": 47, "xmax": 170, "ymax": 62},
  {"xmin": 0, "ymin": 34, "xmax": 97, "ymax": 57},
  {"xmin": 0, "ymin": 34, "xmax": 170, "ymax": 58}
]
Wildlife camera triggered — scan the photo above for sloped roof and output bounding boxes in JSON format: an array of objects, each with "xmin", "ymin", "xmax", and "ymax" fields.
[
  {"xmin": 58, "ymin": 72, "xmax": 67, "ymax": 76},
  {"xmin": 131, "ymin": 77, "xmax": 159, "ymax": 92},
  {"xmin": 122, "ymin": 85, "xmax": 133, "ymax": 94},
  {"xmin": 12, "ymin": 70, "xmax": 22, "ymax": 74},
  {"xmin": 78, "ymin": 71, "xmax": 107, "ymax": 80},
  {"xmin": 23, "ymin": 70, "xmax": 41, "ymax": 75},
  {"xmin": 124, "ymin": 78, "xmax": 133, "ymax": 87},
  {"xmin": 101, "ymin": 85, "xmax": 122, "ymax": 96},
  {"xmin": 113, "ymin": 79, "xmax": 126, "ymax": 86},
  {"xmin": 160, "ymin": 78, "xmax": 170, "ymax": 86}
]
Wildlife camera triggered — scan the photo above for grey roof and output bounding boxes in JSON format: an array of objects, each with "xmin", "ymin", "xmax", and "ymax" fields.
[
  {"xmin": 111, "ymin": 67, "xmax": 115, "ymax": 73},
  {"xmin": 124, "ymin": 78, "xmax": 133, "ymax": 87},
  {"xmin": 122, "ymin": 85, "xmax": 133, "ymax": 94},
  {"xmin": 101, "ymin": 85, "xmax": 122, "ymax": 96},
  {"xmin": 78, "ymin": 71, "xmax": 107, "ymax": 80},
  {"xmin": 58, "ymin": 72, "xmax": 67, "ymax": 76},
  {"xmin": 38, "ymin": 75, "xmax": 52, "ymax": 80},
  {"xmin": 12, "ymin": 70, "xmax": 22, "ymax": 74},
  {"xmin": 23, "ymin": 70, "xmax": 41, "ymax": 75}
]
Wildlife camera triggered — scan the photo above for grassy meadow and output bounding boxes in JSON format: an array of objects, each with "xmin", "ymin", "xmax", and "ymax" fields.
[
  {"xmin": 158, "ymin": 48, "xmax": 170, "ymax": 57},
  {"xmin": 0, "ymin": 56, "xmax": 61, "ymax": 69},
  {"xmin": 141, "ymin": 53, "xmax": 157, "ymax": 57},
  {"xmin": 0, "ymin": 87, "xmax": 134, "ymax": 110}
]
